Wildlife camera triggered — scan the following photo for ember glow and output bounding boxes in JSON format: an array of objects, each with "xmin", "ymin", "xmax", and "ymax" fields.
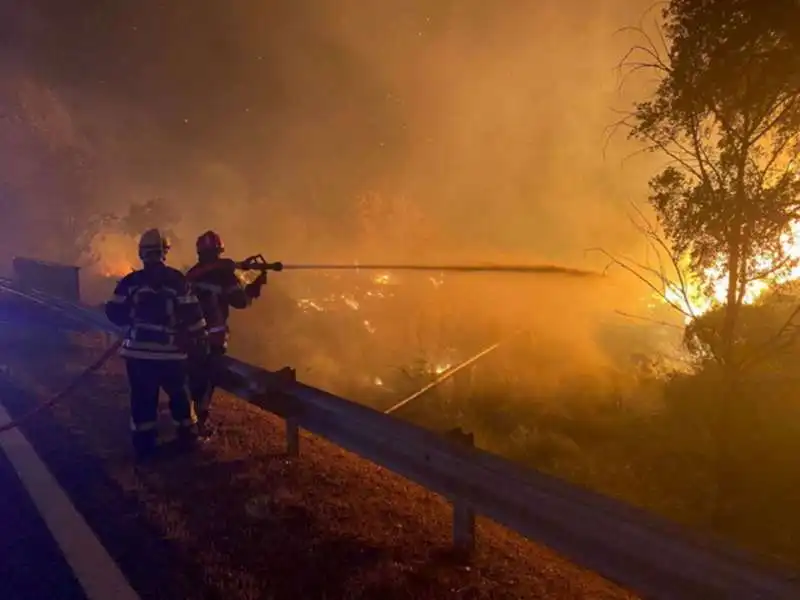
[
  {"xmin": 100, "ymin": 260, "xmax": 136, "ymax": 278},
  {"xmin": 285, "ymin": 268, "xmax": 463, "ymax": 389},
  {"xmin": 92, "ymin": 254, "xmax": 136, "ymax": 278},
  {"xmin": 88, "ymin": 233, "xmax": 138, "ymax": 278},
  {"xmin": 294, "ymin": 269, "xmax": 436, "ymax": 313}
]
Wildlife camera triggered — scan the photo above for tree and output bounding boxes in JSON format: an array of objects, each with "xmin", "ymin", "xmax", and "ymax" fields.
[
  {"xmin": 614, "ymin": 0, "xmax": 800, "ymax": 527},
  {"xmin": 620, "ymin": 0, "xmax": 800, "ymax": 370},
  {"xmin": 114, "ymin": 198, "xmax": 181, "ymax": 244},
  {"xmin": 685, "ymin": 279, "xmax": 800, "ymax": 371}
]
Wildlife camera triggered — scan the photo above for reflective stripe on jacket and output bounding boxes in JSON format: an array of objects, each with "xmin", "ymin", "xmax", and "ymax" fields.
[
  {"xmin": 105, "ymin": 262, "xmax": 207, "ymax": 360},
  {"xmin": 186, "ymin": 259, "xmax": 251, "ymax": 350}
]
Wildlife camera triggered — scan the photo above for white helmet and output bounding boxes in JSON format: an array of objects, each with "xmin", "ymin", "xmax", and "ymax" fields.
[{"xmin": 138, "ymin": 228, "xmax": 170, "ymax": 262}]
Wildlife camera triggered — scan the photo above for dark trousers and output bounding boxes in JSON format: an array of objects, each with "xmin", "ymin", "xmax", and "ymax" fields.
[
  {"xmin": 188, "ymin": 346, "xmax": 226, "ymax": 423},
  {"xmin": 125, "ymin": 358, "xmax": 196, "ymax": 453}
]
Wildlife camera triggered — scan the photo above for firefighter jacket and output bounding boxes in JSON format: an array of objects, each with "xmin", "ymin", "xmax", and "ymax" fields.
[
  {"xmin": 105, "ymin": 262, "xmax": 208, "ymax": 360},
  {"xmin": 186, "ymin": 258, "xmax": 255, "ymax": 350}
]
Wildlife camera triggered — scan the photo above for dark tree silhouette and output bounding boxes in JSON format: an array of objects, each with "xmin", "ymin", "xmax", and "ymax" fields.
[
  {"xmin": 614, "ymin": 0, "xmax": 800, "ymax": 526},
  {"xmin": 620, "ymin": 0, "xmax": 800, "ymax": 369},
  {"xmin": 114, "ymin": 198, "xmax": 180, "ymax": 245},
  {"xmin": 685, "ymin": 280, "xmax": 800, "ymax": 371}
]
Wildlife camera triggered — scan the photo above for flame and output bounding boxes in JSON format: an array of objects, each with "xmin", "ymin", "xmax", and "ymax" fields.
[
  {"xmin": 95, "ymin": 257, "xmax": 136, "ymax": 278},
  {"xmin": 297, "ymin": 298, "xmax": 325, "ymax": 312},
  {"xmin": 343, "ymin": 295, "xmax": 360, "ymax": 310},
  {"xmin": 89, "ymin": 233, "xmax": 138, "ymax": 278},
  {"xmin": 664, "ymin": 222, "xmax": 800, "ymax": 322}
]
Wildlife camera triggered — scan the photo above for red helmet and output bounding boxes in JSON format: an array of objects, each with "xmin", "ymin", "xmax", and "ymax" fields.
[{"xmin": 196, "ymin": 230, "xmax": 224, "ymax": 254}]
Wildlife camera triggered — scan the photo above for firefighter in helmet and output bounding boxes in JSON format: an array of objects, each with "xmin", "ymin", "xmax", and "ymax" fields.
[
  {"xmin": 186, "ymin": 230, "xmax": 266, "ymax": 436},
  {"xmin": 105, "ymin": 228, "xmax": 209, "ymax": 461}
]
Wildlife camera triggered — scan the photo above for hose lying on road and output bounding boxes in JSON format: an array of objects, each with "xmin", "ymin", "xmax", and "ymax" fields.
[{"xmin": 0, "ymin": 338, "xmax": 122, "ymax": 434}]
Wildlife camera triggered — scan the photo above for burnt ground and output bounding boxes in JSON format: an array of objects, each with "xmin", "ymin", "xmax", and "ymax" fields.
[{"xmin": 0, "ymin": 291, "xmax": 638, "ymax": 600}]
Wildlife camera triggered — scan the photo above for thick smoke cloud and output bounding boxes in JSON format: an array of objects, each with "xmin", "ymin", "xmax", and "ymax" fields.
[{"xmin": 0, "ymin": 1, "xmax": 681, "ymax": 393}]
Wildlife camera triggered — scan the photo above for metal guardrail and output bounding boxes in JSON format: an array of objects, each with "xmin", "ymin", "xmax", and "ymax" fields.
[
  {"xmin": 12, "ymin": 257, "xmax": 82, "ymax": 303},
  {"xmin": 1, "ymin": 279, "xmax": 799, "ymax": 599}
]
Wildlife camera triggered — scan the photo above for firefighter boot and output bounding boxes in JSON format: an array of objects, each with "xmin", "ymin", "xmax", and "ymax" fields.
[
  {"xmin": 132, "ymin": 430, "xmax": 158, "ymax": 463},
  {"xmin": 196, "ymin": 410, "xmax": 213, "ymax": 439},
  {"xmin": 176, "ymin": 424, "xmax": 199, "ymax": 451}
]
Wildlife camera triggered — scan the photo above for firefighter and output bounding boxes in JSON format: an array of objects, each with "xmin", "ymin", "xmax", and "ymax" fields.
[
  {"xmin": 105, "ymin": 228, "xmax": 209, "ymax": 461},
  {"xmin": 186, "ymin": 230, "xmax": 266, "ymax": 436}
]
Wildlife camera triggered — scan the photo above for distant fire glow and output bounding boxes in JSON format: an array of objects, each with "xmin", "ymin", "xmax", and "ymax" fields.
[
  {"xmin": 294, "ymin": 269, "xmax": 438, "ymax": 313},
  {"xmin": 89, "ymin": 233, "xmax": 138, "ymax": 278},
  {"xmin": 663, "ymin": 221, "xmax": 800, "ymax": 323},
  {"xmin": 288, "ymin": 269, "xmax": 457, "ymax": 389}
]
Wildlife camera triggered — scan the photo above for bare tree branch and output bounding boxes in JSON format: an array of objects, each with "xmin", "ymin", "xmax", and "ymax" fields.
[
  {"xmin": 689, "ymin": 111, "xmax": 724, "ymax": 191},
  {"xmin": 637, "ymin": 128, "xmax": 707, "ymax": 180},
  {"xmin": 587, "ymin": 246, "xmax": 695, "ymax": 319},
  {"xmin": 627, "ymin": 202, "xmax": 700, "ymax": 319},
  {"xmin": 615, "ymin": 309, "xmax": 685, "ymax": 330},
  {"xmin": 740, "ymin": 303, "xmax": 800, "ymax": 370},
  {"xmin": 750, "ymin": 96, "xmax": 800, "ymax": 145}
]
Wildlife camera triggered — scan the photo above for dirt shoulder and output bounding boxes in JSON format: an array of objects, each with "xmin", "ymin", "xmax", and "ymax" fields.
[{"xmin": 0, "ymin": 304, "xmax": 638, "ymax": 599}]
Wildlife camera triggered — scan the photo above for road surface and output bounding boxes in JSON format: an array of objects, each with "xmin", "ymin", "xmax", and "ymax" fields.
[
  {"xmin": 0, "ymin": 440, "xmax": 88, "ymax": 600},
  {"xmin": 0, "ymin": 290, "xmax": 139, "ymax": 600}
]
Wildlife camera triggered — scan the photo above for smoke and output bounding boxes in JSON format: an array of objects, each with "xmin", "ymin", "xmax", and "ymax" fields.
[{"xmin": 0, "ymin": 1, "xmax": 682, "ymax": 397}]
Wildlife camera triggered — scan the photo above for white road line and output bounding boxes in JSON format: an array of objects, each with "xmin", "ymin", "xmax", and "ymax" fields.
[{"xmin": 0, "ymin": 401, "xmax": 141, "ymax": 600}]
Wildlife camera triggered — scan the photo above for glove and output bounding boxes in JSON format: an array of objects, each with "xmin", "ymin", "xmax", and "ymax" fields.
[
  {"xmin": 177, "ymin": 329, "xmax": 209, "ymax": 359},
  {"xmin": 220, "ymin": 258, "xmax": 238, "ymax": 271},
  {"xmin": 188, "ymin": 336, "xmax": 210, "ymax": 361},
  {"xmin": 245, "ymin": 272, "xmax": 267, "ymax": 299}
]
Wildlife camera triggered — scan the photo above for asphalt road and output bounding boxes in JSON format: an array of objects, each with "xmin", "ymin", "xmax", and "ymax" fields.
[
  {"xmin": 0, "ymin": 290, "xmax": 86, "ymax": 598},
  {"xmin": 0, "ymin": 290, "xmax": 140, "ymax": 600},
  {"xmin": 0, "ymin": 446, "xmax": 88, "ymax": 600}
]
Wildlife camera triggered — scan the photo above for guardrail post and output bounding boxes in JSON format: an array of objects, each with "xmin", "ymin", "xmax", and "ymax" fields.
[
  {"xmin": 286, "ymin": 417, "xmax": 300, "ymax": 457},
  {"xmin": 447, "ymin": 427, "xmax": 476, "ymax": 558}
]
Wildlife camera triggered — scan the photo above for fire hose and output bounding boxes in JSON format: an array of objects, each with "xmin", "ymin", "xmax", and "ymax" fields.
[
  {"xmin": 0, "ymin": 337, "xmax": 122, "ymax": 434},
  {"xmin": 384, "ymin": 329, "xmax": 525, "ymax": 415}
]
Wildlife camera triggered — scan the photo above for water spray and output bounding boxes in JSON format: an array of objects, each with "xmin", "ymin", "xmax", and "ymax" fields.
[
  {"xmin": 236, "ymin": 255, "xmax": 602, "ymax": 278},
  {"xmin": 234, "ymin": 254, "xmax": 596, "ymax": 413}
]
